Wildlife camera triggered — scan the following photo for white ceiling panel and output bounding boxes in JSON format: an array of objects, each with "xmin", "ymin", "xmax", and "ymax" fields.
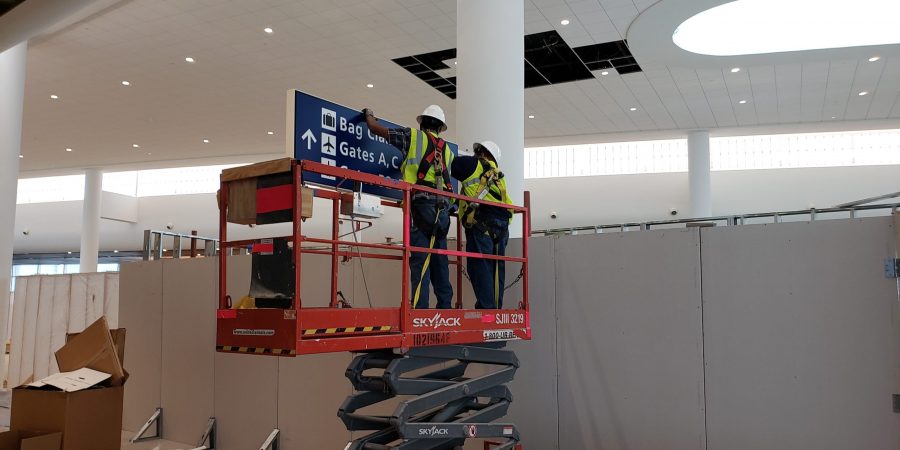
[{"xmin": 12, "ymin": 0, "xmax": 900, "ymax": 173}]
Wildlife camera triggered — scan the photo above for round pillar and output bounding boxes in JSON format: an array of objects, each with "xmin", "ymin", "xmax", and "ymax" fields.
[
  {"xmin": 688, "ymin": 130, "xmax": 712, "ymax": 218},
  {"xmin": 0, "ymin": 41, "xmax": 27, "ymax": 385},
  {"xmin": 457, "ymin": 0, "xmax": 525, "ymax": 236},
  {"xmin": 80, "ymin": 169, "xmax": 102, "ymax": 272}
]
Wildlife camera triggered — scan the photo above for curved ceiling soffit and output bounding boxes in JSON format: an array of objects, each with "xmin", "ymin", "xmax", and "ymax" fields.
[{"xmin": 626, "ymin": 0, "xmax": 900, "ymax": 69}]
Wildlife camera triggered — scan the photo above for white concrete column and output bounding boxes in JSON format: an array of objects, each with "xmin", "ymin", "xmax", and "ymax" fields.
[
  {"xmin": 688, "ymin": 130, "xmax": 712, "ymax": 218},
  {"xmin": 80, "ymin": 169, "xmax": 102, "ymax": 272},
  {"xmin": 0, "ymin": 41, "xmax": 27, "ymax": 384},
  {"xmin": 457, "ymin": 0, "xmax": 524, "ymax": 236}
]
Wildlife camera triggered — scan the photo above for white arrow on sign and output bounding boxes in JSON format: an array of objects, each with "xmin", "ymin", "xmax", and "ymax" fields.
[{"xmin": 301, "ymin": 129, "xmax": 317, "ymax": 150}]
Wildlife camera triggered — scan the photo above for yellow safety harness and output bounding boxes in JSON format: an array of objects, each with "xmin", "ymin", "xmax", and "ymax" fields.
[{"xmin": 460, "ymin": 163, "xmax": 506, "ymax": 229}]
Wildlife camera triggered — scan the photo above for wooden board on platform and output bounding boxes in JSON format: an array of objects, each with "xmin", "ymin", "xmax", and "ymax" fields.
[{"xmin": 220, "ymin": 158, "xmax": 292, "ymax": 182}]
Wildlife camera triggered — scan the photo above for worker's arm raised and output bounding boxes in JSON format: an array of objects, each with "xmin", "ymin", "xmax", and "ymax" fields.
[{"xmin": 362, "ymin": 108, "xmax": 389, "ymax": 140}]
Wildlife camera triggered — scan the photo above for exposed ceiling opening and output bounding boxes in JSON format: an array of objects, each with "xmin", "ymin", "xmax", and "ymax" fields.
[
  {"xmin": 0, "ymin": 0, "xmax": 27, "ymax": 17},
  {"xmin": 393, "ymin": 32, "xmax": 642, "ymax": 98}
]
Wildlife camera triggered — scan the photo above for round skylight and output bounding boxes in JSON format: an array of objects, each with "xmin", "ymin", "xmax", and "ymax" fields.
[{"xmin": 673, "ymin": 0, "xmax": 900, "ymax": 56}]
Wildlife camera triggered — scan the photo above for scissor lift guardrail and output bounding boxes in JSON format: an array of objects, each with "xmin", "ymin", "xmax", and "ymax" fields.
[{"xmin": 216, "ymin": 159, "xmax": 531, "ymax": 356}]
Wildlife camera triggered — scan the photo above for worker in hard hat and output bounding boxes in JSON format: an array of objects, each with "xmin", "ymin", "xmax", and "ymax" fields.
[
  {"xmin": 363, "ymin": 105, "xmax": 455, "ymax": 309},
  {"xmin": 450, "ymin": 141, "xmax": 513, "ymax": 309}
]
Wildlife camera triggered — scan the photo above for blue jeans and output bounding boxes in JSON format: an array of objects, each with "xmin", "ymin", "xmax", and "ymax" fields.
[
  {"xmin": 465, "ymin": 218, "xmax": 509, "ymax": 309},
  {"xmin": 410, "ymin": 196, "xmax": 453, "ymax": 309}
]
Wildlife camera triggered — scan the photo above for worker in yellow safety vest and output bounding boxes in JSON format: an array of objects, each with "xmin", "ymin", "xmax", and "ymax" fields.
[
  {"xmin": 363, "ymin": 105, "xmax": 455, "ymax": 309},
  {"xmin": 450, "ymin": 141, "xmax": 512, "ymax": 309}
]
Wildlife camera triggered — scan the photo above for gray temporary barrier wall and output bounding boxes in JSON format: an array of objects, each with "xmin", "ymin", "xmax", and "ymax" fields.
[{"xmin": 120, "ymin": 217, "xmax": 900, "ymax": 449}]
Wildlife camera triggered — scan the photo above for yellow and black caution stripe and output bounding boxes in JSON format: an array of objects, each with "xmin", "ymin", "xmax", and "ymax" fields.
[
  {"xmin": 217, "ymin": 345, "xmax": 296, "ymax": 356},
  {"xmin": 302, "ymin": 325, "xmax": 393, "ymax": 336}
]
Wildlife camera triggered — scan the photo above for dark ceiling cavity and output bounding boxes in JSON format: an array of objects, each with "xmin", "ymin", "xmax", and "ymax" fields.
[
  {"xmin": 0, "ymin": 0, "xmax": 27, "ymax": 17},
  {"xmin": 392, "ymin": 32, "xmax": 642, "ymax": 98}
]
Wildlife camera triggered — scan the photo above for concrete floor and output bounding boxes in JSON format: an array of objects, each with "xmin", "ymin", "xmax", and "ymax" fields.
[{"xmin": 120, "ymin": 432, "xmax": 193, "ymax": 450}]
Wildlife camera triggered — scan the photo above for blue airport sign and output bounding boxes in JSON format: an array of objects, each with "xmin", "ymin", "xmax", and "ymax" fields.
[{"xmin": 287, "ymin": 90, "xmax": 458, "ymax": 199}]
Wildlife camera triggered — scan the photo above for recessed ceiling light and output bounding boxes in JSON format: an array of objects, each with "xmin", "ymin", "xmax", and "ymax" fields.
[
  {"xmin": 113, "ymin": 250, "xmax": 119, "ymax": 253},
  {"xmin": 730, "ymin": 67, "xmax": 741, "ymax": 73},
  {"xmin": 18, "ymin": 154, "xmax": 23, "ymax": 158},
  {"xmin": 738, "ymin": 100, "xmax": 747, "ymax": 104},
  {"xmin": 65, "ymin": 148, "xmax": 72, "ymax": 152},
  {"xmin": 858, "ymin": 91, "xmax": 868, "ymax": 96},
  {"xmin": 868, "ymin": 56, "xmax": 880, "ymax": 62},
  {"xmin": 560, "ymin": 19, "xmax": 570, "ymax": 25},
  {"xmin": 831, "ymin": 116, "xmax": 837, "ymax": 119},
  {"xmin": 132, "ymin": 144, "xmax": 140, "ymax": 148},
  {"xmin": 50, "ymin": 94, "xmax": 58, "ymax": 99},
  {"xmin": 147, "ymin": 152, "xmax": 152, "ymax": 155},
  {"xmin": 267, "ymin": 131, "xmax": 274, "ymax": 135},
  {"xmin": 185, "ymin": 57, "xmax": 195, "ymax": 63},
  {"xmin": 264, "ymin": 27, "xmax": 274, "ymax": 34},
  {"xmin": 629, "ymin": 107, "xmax": 638, "ymax": 111},
  {"xmin": 528, "ymin": 115, "xmax": 535, "ymax": 119},
  {"xmin": 600, "ymin": 71, "xmax": 609, "ymax": 76},
  {"xmin": 67, "ymin": 251, "xmax": 72, "ymax": 255},
  {"xmin": 203, "ymin": 139, "xmax": 210, "ymax": 143},
  {"xmin": 366, "ymin": 83, "xmax": 374, "ymax": 88},
  {"xmin": 121, "ymin": 81, "xmax": 130, "ymax": 86}
]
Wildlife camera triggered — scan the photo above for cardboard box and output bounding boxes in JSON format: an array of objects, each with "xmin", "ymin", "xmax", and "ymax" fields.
[
  {"xmin": 10, "ymin": 317, "xmax": 126, "ymax": 450},
  {"xmin": 0, "ymin": 430, "xmax": 62, "ymax": 450},
  {"xmin": 11, "ymin": 387, "xmax": 122, "ymax": 450}
]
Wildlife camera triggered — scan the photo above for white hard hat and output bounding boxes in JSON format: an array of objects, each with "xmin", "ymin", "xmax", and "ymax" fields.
[
  {"xmin": 476, "ymin": 140, "xmax": 501, "ymax": 163},
  {"xmin": 416, "ymin": 105, "xmax": 447, "ymax": 132}
]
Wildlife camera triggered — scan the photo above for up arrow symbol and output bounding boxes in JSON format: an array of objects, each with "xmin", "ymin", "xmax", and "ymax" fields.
[{"xmin": 301, "ymin": 129, "xmax": 317, "ymax": 150}]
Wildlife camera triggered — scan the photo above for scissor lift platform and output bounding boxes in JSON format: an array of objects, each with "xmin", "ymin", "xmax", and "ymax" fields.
[{"xmin": 215, "ymin": 158, "xmax": 531, "ymax": 356}]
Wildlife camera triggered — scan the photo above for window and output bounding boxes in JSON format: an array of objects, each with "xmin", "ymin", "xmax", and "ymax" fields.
[
  {"xmin": 525, "ymin": 129, "xmax": 900, "ymax": 178},
  {"xmin": 525, "ymin": 139, "xmax": 688, "ymax": 178}
]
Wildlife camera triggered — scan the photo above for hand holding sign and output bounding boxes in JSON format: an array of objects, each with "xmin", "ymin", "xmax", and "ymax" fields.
[{"xmin": 287, "ymin": 90, "xmax": 458, "ymax": 200}]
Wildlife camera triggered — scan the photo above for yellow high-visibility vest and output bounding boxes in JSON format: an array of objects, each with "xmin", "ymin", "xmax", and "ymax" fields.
[
  {"xmin": 458, "ymin": 159, "xmax": 512, "ymax": 223},
  {"xmin": 400, "ymin": 128, "xmax": 454, "ymax": 189}
]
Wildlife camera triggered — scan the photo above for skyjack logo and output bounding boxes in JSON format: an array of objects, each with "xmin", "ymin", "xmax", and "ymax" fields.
[
  {"xmin": 413, "ymin": 313, "xmax": 461, "ymax": 329},
  {"xmin": 419, "ymin": 426, "xmax": 450, "ymax": 436}
]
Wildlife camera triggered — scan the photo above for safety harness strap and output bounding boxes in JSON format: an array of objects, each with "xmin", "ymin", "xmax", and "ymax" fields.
[
  {"xmin": 462, "ymin": 160, "xmax": 507, "ymax": 228},
  {"xmin": 415, "ymin": 133, "xmax": 453, "ymax": 192}
]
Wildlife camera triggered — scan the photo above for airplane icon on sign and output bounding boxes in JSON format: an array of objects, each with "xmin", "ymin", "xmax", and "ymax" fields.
[{"xmin": 321, "ymin": 133, "xmax": 337, "ymax": 156}]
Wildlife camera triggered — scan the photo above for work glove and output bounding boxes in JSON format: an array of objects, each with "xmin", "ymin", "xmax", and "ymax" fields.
[{"xmin": 362, "ymin": 108, "xmax": 374, "ymax": 118}]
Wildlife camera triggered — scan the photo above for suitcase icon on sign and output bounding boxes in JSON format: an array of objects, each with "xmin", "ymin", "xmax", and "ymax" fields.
[{"xmin": 321, "ymin": 108, "xmax": 337, "ymax": 132}]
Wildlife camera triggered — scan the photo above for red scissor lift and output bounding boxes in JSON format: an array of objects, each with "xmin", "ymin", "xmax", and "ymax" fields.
[{"xmin": 216, "ymin": 158, "xmax": 529, "ymax": 450}]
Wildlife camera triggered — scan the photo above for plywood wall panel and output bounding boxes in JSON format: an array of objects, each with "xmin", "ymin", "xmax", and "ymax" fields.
[
  {"xmin": 49, "ymin": 276, "xmax": 72, "ymax": 374},
  {"xmin": 104, "ymin": 274, "xmax": 120, "ymax": 328},
  {"xmin": 85, "ymin": 273, "xmax": 106, "ymax": 325},
  {"xmin": 8, "ymin": 277, "xmax": 29, "ymax": 386},
  {"xmin": 31, "ymin": 277, "xmax": 55, "ymax": 381},
  {"xmin": 67, "ymin": 274, "xmax": 87, "ymax": 333}
]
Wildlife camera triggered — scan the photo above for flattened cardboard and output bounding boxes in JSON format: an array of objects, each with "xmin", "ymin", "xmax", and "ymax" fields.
[
  {"xmin": 27, "ymin": 368, "xmax": 110, "ymax": 392},
  {"xmin": 54, "ymin": 318, "xmax": 124, "ymax": 386},
  {"xmin": 0, "ymin": 430, "xmax": 63, "ymax": 450},
  {"xmin": 66, "ymin": 329, "xmax": 126, "ymax": 366}
]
